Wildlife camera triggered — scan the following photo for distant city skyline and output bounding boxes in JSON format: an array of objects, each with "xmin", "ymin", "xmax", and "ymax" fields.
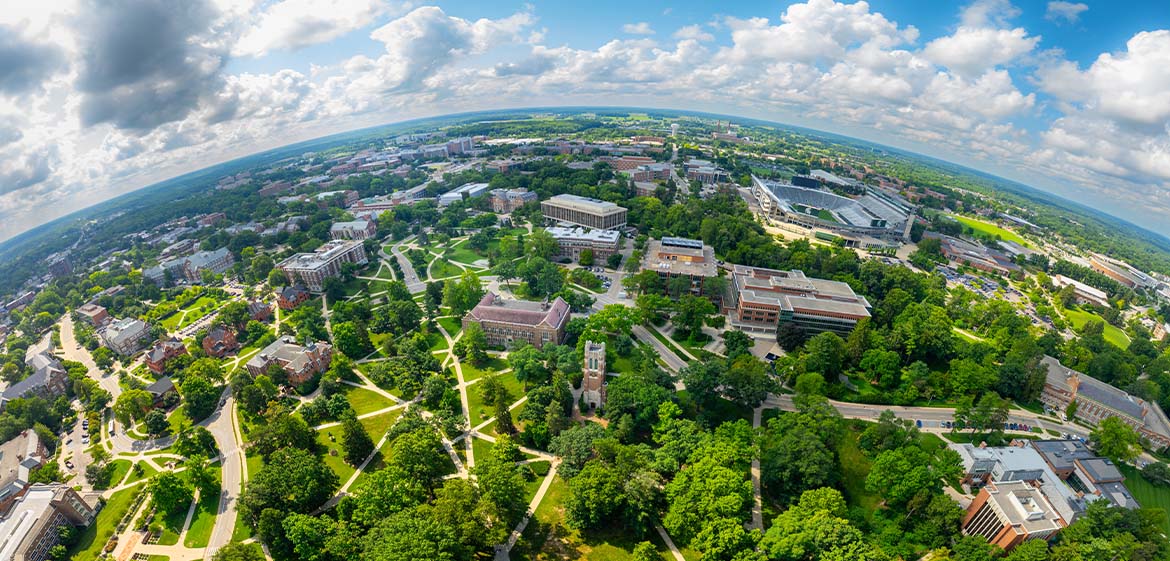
[{"xmin": 1, "ymin": 0, "xmax": 1169, "ymax": 241}]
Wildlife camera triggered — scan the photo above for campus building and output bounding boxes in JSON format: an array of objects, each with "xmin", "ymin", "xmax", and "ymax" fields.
[
  {"xmin": 144, "ymin": 338, "xmax": 188, "ymax": 375},
  {"xmin": 750, "ymin": 176, "xmax": 914, "ymax": 247},
  {"xmin": 2, "ymin": 353, "xmax": 68, "ymax": 407},
  {"xmin": 462, "ymin": 292, "xmax": 570, "ymax": 350},
  {"xmin": 143, "ymin": 247, "xmax": 235, "ymax": 285},
  {"xmin": 1039, "ymin": 356, "xmax": 1170, "ymax": 448},
  {"xmin": 961, "ymin": 480, "xmax": 1065, "ymax": 551},
  {"xmin": 277, "ymin": 285, "xmax": 311, "ymax": 310},
  {"xmin": 203, "ymin": 325, "xmax": 240, "ymax": 358},
  {"xmin": 102, "ymin": 317, "xmax": 152, "ymax": 356},
  {"xmin": 928, "ymin": 233, "xmax": 1021, "ymax": 275},
  {"xmin": 245, "ymin": 336, "xmax": 333, "ymax": 385},
  {"xmin": 541, "ymin": 194, "xmax": 628, "ymax": 230},
  {"xmin": 724, "ymin": 265, "xmax": 872, "ymax": 335},
  {"xmin": 489, "ymin": 188, "xmax": 538, "ymax": 213},
  {"xmin": 0, "ymin": 484, "xmax": 96, "ymax": 561},
  {"xmin": 276, "ymin": 239, "xmax": 368, "ymax": 292},
  {"xmin": 0, "ymin": 431, "xmax": 46, "ymax": 513},
  {"xmin": 640, "ymin": 237, "xmax": 718, "ymax": 294},
  {"xmin": 1030, "ymin": 440, "xmax": 1138, "ymax": 509},
  {"xmin": 438, "ymin": 182, "xmax": 490, "ymax": 207},
  {"xmin": 1090, "ymin": 254, "xmax": 1156, "ymax": 289},
  {"xmin": 75, "ymin": 303, "xmax": 109, "ymax": 327},
  {"xmin": 1051, "ymin": 275, "xmax": 1110, "ymax": 308},
  {"xmin": 546, "ymin": 227, "xmax": 621, "ymax": 261},
  {"xmin": 330, "ymin": 219, "xmax": 377, "ymax": 240}
]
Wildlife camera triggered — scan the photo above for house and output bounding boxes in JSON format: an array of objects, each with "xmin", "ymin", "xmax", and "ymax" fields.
[
  {"xmin": 144, "ymin": 377, "xmax": 177, "ymax": 409},
  {"xmin": 247, "ymin": 300, "xmax": 273, "ymax": 321},
  {"xmin": 202, "ymin": 325, "xmax": 239, "ymax": 358},
  {"xmin": 245, "ymin": 336, "xmax": 333, "ymax": 385},
  {"xmin": 462, "ymin": 292, "xmax": 570, "ymax": 350},
  {"xmin": 75, "ymin": 303, "xmax": 109, "ymax": 327},
  {"xmin": 144, "ymin": 338, "xmax": 188, "ymax": 375},
  {"xmin": 278, "ymin": 285, "xmax": 311, "ymax": 310}
]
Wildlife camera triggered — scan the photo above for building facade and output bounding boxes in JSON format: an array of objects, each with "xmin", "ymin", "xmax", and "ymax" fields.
[
  {"xmin": 546, "ymin": 227, "xmax": 621, "ymax": 261},
  {"xmin": 278, "ymin": 285, "xmax": 311, "ymax": 310},
  {"xmin": 724, "ymin": 265, "xmax": 872, "ymax": 335},
  {"xmin": 102, "ymin": 318, "xmax": 152, "ymax": 356},
  {"xmin": 330, "ymin": 220, "xmax": 377, "ymax": 240},
  {"xmin": 245, "ymin": 336, "xmax": 333, "ymax": 385},
  {"xmin": 462, "ymin": 292, "xmax": 570, "ymax": 350},
  {"xmin": 202, "ymin": 325, "xmax": 240, "ymax": 358},
  {"xmin": 145, "ymin": 338, "xmax": 188, "ymax": 375},
  {"xmin": 2, "ymin": 353, "xmax": 68, "ymax": 406},
  {"xmin": 489, "ymin": 188, "xmax": 538, "ymax": 213},
  {"xmin": 961, "ymin": 481, "xmax": 1065, "ymax": 551},
  {"xmin": 1039, "ymin": 356, "xmax": 1170, "ymax": 449},
  {"xmin": 541, "ymin": 194, "xmax": 628, "ymax": 230},
  {"xmin": 276, "ymin": 239, "xmax": 368, "ymax": 292},
  {"xmin": 640, "ymin": 237, "xmax": 718, "ymax": 295},
  {"xmin": 75, "ymin": 304, "xmax": 109, "ymax": 327},
  {"xmin": 0, "ymin": 484, "xmax": 96, "ymax": 561}
]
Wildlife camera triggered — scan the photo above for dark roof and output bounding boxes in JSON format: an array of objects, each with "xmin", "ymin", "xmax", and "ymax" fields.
[
  {"xmin": 206, "ymin": 325, "xmax": 232, "ymax": 341},
  {"xmin": 281, "ymin": 285, "xmax": 309, "ymax": 300},
  {"xmin": 145, "ymin": 377, "xmax": 175, "ymax": 396},
  {"xmin": 1030, "ymin": 439, "xmax": 1094, "ymax": 471},
  {"xmin": 146, "ymin": 339, "xmax": 186, "ymax": 363},
  {"xmin": 1077, "ymin": 457, "xmax": 1125, "ymax": 483},
  {"xmin": 4, "ymin": 353, "xmax": 64, "ymax": 400}
]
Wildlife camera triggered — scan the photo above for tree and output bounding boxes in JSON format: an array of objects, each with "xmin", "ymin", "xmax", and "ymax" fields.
[
  {"xmin": 342, "ymin": 415, "xmax": 375, "ymax": 466},
  {"xmin": 241, "ymin": 448, "xmax": 339, "ymax": 520},
  {"xmin": 385, "ymin": 425, "xmax": 449, "ymax": 494},
  {"xmin": 143, "ymin": 409, "xmax": 169, "ymax": 436},
  {"xmin": 578, "ymin": 248, "xmax": 594, "ymax": 266},
  {"xmin": 759, "ymin": 488, "xmax": 883, "ymax": 561},
  {"xmin": 219, "ymin": 301, "xmax": 250, "ymax": 331},
  {"xmin": 722, "ymin": 330, "xmax": 753, "ymax": 359},
  {"xmin": 363, "ymin": 510, "xmax": 465, "ymax": 561},
  {"xmin": 671, "ymin": 295, "xmax": 717, "ymax": 339},
  {"xmin": 212, "ymin": 543, "xmax": 265, "ymax": 561},
  {"xmin": 474, "ymin": 451, "xmax": 527, "ymax": 523},
  {"xmin": 776, "ymin": 322, "xmax": 806, "ymax": 351},
  {"xmin": 632, "ymin": 542, "xmax": 659, "ymax": 561},
  {"xmin": 180, "ymin": 375, "xmax": 221, "ymax": 422},
  {"xmin": 1142, "ymin": 461, "xmax": 1170, "ymax": 486},
  {"xmin": 1091, "ymin": 416, "xmax": 1142, "ymax": 463},
  {"xmin": 509, "ymin": 344, "xmax": 548, "ymax": 389},
  {"xmin": 495, "ymin": 398, "xmax": 516, "ymax": 434},
  {"xmin": 866, "ymin": 445, "xmax": 959, "ymax": 513},
  {"xmin": 859, "ymin": 410, "xmax": 919, "ymax": 454},
  {"xmin": 525, "ymin": 228, "xmax": 558, "ymax": 259},
  {"xmin": 113, "ymin": 389, "xmax": 152, "ymax": 425},
  {"xmin": 803, "ymin": 332, "xmax": 846, "ymax": 379},
  {"xmin": 454, "ymin": 323, "xmax": 488, "ymax": 365},
  {"xmin": 151, "ymin": 471, "xmax": 194, "ymax": 515},
  {"xmin": 723, "ymin": 355, "xmax": 772, "ymax": 409},
  {"xmin": 333, "ymin": 321, "xmax": 374, "ymax": 359},
  {"xmin": 549, "ymin": 422, "xmax": 606, "ymax": 478},
  {"xmin": 516, "ymin": 257, "xmax": 563, "ymax": 296},
  {"xmin": 92, "ymin": 347, "xmax": 114, "ymax": 371},
  {"xmin": 565, "ymin": 461, "xmax": 624, "ymax": 529},
  {"xmin": 607, "ymin": 253, "xmax": 623, "ymax": 269},
  {"xmin": 443, "ymin": 271, "xmax": 484, "ymax": 315},
  {"xmin": 322, "ymin": 277, "xmax": 346, "ymax": 303}
]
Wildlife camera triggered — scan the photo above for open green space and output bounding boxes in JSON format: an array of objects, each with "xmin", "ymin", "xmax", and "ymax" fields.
[
  {"xmin": 107, "ymin": 458, "xmax": 133, "ymax": 488},
  {"xmin": 446, "ymin": 240, "xmax": 486, "ymax": 266},
  {"xmin": 511, "ymin": 476, "xmax": 675, "ymax": 561},
  {"xmin": 1063, "ymin": 306, "xmax": 1130, "ymax": 349},
  {"xmin": 438, "ymin": 316, "xmax": 463, "ymax": 337},
  {"xmin": 358, "ymin": 408, "xmax": 403, "ymax": 440},
  {"xmin": 837, "ymin": 423, "xmax": 881, "ymax": 521},
  {"xmin": 1119, "ymin": 464, "xmax": 1170, "ymax": 532},
  {"xmin": 124, "ymin": 460, "xmax": 158, "ymax": 485},
  {"xmin": 373, "ymin": 262, "xmax": 397, "ymax": 280},
  {"xmin": 167, "ymin": 404, "xmax": 191, "ymax": 434},
  {"xmin": 69, "ymin": 487, "xmax": 139, "ymax": 561},
  {"xmin": 471, "ymin": 435, "xmax": 495, "ymax": 463},
  {"xmin": 160, "ymin": 295, "xmax": 225, "ymax": 331},
  {"xmin": 467, "ymin": 371, "xmax": 523, "ymax": 427},
  {"xmin": 460, "ymin": 356, "xmax": 508, "ymax": 383},
  {"xmin": 429, "ymin": 258, "xmax": 464, "ymax": 280},
  {"xmin": 182, "ymin": 491, "xmax": 219, "ymax": 548},
  {"xmin": 953, "ymin": 215, "xmax": 1030, "ymax": 246},
  {"xmin": 317, "ymin": 424, "xmax": 358, "ymax": 482},
  {"xmin": 344, "ymin": 384, "xmax": 397, "ymax": 415}
]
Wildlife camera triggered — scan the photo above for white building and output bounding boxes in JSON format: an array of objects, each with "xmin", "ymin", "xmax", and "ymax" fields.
[{"xmin": 276, "ymin": 239, "xmax": 368, "ymax": 292}]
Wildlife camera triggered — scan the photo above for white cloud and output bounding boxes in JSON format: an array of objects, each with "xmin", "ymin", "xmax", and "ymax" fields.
[
  {"xmin": 1046, "ymin": 2, "xmax": 1088, "ymax": 24},
  {"xmin": 673, "ymin": 24, "xmax": 713, "ymax": 42},
  {"xmin": 622, "ymin": 22, "xmax": 654, "ymax": 35},
  {"xmin": 960, "ymin": 0, "xmax": 1021, "ymax": 28},
  {"xmin": 923, "ymin": 26, "xmax": 1039, "ymax": 77},
  {"xmin": 234, "ymin": 0, "xmax": 397, "ymax": 57}
]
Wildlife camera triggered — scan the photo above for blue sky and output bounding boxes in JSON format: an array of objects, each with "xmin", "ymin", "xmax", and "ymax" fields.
[{"xmin": 1, "ymin": 0, "xmax": 1169, "ymax": 241}]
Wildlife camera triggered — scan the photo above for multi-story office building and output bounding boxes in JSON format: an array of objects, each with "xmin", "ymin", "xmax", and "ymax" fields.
[
  {"xmin": 489, "ymin": 188, "xmax": 538, "ymax": 213},
  {"xmin": 0, "ymin": 484, "xmax": 96, "ymax": 561},
  {"xmin": 541, "ymin": 194, "xmax": 628, "ymax": 230},
  {"xmin": 1039, "ymin": 356, "xmax": 1170, "ymax": 448},
  {"xmin": 724, "ymin": 265, "xmax": 872, "ymax": 335},
  {"xmin": 640, "ymin": 237, "xmax": 718, "ymax": 294},
  {"xmin": 245, "ymin": 336, "xmax": 333, "ymax": 385},
  {"xmin": 961, "ymin": 480, "xmax": 1065, "ymax": 551},
  {"xmin": 75, "ymin": 303, "xmax": 109, "ymax": 327},
  {"xmin": 462, "ymin": 292, "xmax": 570, "ymax": 350},
  {"xmin": 330, "ymin": 219, "xmax": 377, "ymax": 240},
  {"xmin": 546, "ymin": 227, "xmax": 621, "ymax": 261},
  {"xmin": 276, "ymin": 239, "xmax": 368, "ymax": 292},
  {"xmin": 102, "ymin": 317, "xmax": 152, "ymax": 356},
  {"xmin": 144, "ymin": 338, "xmax": 188, "ymax": 375}
]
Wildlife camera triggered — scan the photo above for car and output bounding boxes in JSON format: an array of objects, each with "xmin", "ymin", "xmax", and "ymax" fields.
[
  {"xmin": 81, "ymin": 437, "xmax": 89, "ymax": 444},
  {"xmin": 915, "ymin": 420, "xmax": 923, "ymax": 428},
  {"xmin": 65, "ymin": 460, "xmax": 74, "ymax": 469}
]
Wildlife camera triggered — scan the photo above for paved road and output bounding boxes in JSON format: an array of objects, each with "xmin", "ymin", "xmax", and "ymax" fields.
[
  {"xmin": 631, "ymin": 325, "xmax": 689, "ymax": 374},
  {"xmin": 204, "ymin": 392, "xmax": 244, "ymax": 559},
  {"xmin": 384, "ymin": 238, "xmax": 424, "ymax": 293}
]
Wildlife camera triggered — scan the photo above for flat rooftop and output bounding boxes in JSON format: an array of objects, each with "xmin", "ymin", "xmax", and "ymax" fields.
[
  {"xmin": 545, "ymin": 227, "xmax": 621, "ymax": 244},
  {"xmin": 642, "ymin": 238, "xmax": 717, "ymax": 278},
  {"xmin": 983, "ymin": 480, "xmax": 1065, "ymax": 534},
  {"xmin": 278, "ymin": 239, "xmax": 363, "ymax": 270},
  {"xmin": 542, "ymin": 194, "xmax": 627, "ymax": 216}
]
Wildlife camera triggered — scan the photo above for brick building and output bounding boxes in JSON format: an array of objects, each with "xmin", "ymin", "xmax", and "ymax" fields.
[{"xmin": 462, "ymin": 292, "xmax": 570, "ymax": 350}]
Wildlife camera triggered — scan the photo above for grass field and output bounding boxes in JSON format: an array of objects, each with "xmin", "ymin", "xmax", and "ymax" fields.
[
  {"xmin": 1063, "ymin": 306, "xmax": 1130, "ymax": 348},
  {"xmin": 160, "ymin": 295, "xmax": 225, "ymax": 331},
  {"xmin": 446, "ymin": 240, "xmax": 486, "ymax": 266},
  {"xmin": 1119, "ymin": 464, "xmax": 1170, "ymax": 532},
  {"xmin": 429, "ymin": 258, "xmax": 464, "ymax": 280},
  {"xmin": 183, "ymin": 492, "xmax": 219, "ymax": 547},
  {"xmin": 167, "ymin": 405, "xmax": 191, "ymax": 433},
  {"xmin": 124, "ymin": 461, "xmax": 158, "ymax": 485},
  {"xmin": 954, "ymin": 215, "xmax": 1030, "ymax": 247},
  {"xmin": 70, "ymin": 487, "xmax": 139, "ymax": 561},
  {"xmin": 467, "ymin": 371, "xmax": 523, "ymax": 427},
  {"xmin": 106, "ymin": 459, "xmax": 133, "ymax": 488},
  {"xmin": 344, "ymin": 385, "xmax": 396, "ymax": 415},
  {"xmin": 358, "ymin": 408, "xmax": 403, "ymax": 440},
  {"xmin": 317, "ymin": 424, "xmax": 358, "ymax": 482},
  {"xmin": 461, "ymin": 356, "xmax": 508, "ymax": 382},
  {"xmin": 471, "ymin": 435, "xmax": 495, "ymax": 463},
  {"xmin": 837, "ymin": 424, "xmax": 881, "ymax": 521},
  {"xmin": 438, "ymin": 316, "xmax": 463, "ymax": 337}
]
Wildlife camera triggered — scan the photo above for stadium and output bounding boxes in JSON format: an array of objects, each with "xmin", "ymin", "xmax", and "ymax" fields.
[{"xmin": 750, "ymin": 176, "xmax": 915, "ymax": 248}]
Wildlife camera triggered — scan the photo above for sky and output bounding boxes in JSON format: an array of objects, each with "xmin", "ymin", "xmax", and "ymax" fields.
[{"xmin": 1, "ymin": 0, "xmax": 1170, "ymax": 241}]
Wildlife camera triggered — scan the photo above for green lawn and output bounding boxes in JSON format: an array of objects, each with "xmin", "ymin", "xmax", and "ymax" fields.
[
  {"xmin": 467, "ymin": 371, "xmax": 523, "ymax": 427},
  {"xmin": 317, "ymin": 425, "xmax": 358, "ymax": 482},
  {"xmin": 446, "ymin": 240, "xmax": 487, "ymax": 266},
  {"xmin": 245, "ymin": 451, "xmax": 265, "ymax": 481},
  {"xmin": 160, "ymin": 295, "xmax": 226, "ymax": 331},
  {"xmin": 183, "ymin": 491, "xmax": 219, "ymax": 547},
  {"xmin": 1119, "ymin": 464, "xmax": 1170, "ymax": 532},
  {"xmin": 69, "ymin": 487, "xmax": 140, "ymax": 561},
  {"xmin": 429, "ymin": 259, "xmax": 464, "ymax": 280},
  {"xmin": 167, "ymin": 405, "xmax": 191, "ymax": 434},
  {"xmin": 471, "ymin": 435, "xmax": 495, "ymax": 463},
  {"xmin": 106, "ymin": 459, "xmax": 133, "ymax": 488},
  {"xmin": 511, "ymin": 476, "xmax": 675, "ymax": 561},
  {"xmin": 124, "ymin": 461, "xmax": 158, "ymax": 485},
  {"xmin": 647, "ymin": 325, "xmax": 695, "ymax": 362},
  {"xmin": 427, "ymin": 331, "xmax": 449, "ymax": 351},
  {"xmin": 837, "ymin": 424, "xmax": 881, "ymax": 521},
  {"xmin": 954, "ymin": 215, "xmax": 1030, "ymax": 247},
  {"xmin": 461, "ymin": 356, "xmax": 508, "ymax": 382},
  {"xmin": 1063, "ymin": 306, "xmax": 1130, "ymax": 349},
  {"xmin": 373, "ymin": 262, "xmax": 397, "ymax": 280},
  {"xmin": 344, "ymin": 385, "xmax": 397, "ymax": 415},
  {"xmin": 358, "ymin": 409, "xmax": 403, "ymax": 441},
  {"xmin": 438, "ymin": 316, "xmax": 463, "ymax": 337}
]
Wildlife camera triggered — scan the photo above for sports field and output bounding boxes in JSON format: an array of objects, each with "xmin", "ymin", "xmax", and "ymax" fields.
[{"xmin": 954, "ymin": 215, "xmax": 1030, "ymax": 247}]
